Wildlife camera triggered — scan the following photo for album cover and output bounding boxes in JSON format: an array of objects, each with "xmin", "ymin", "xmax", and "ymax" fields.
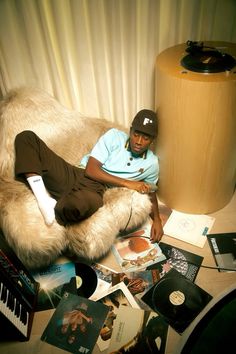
[
  {"xmin": 141, "ymin": 268, "xmax": 212, "ymax": 333},
  {"xmin": 207, "ymin": 233, "xmax": 236, "ymax": 272},
  {"xmin": 96, "ymin": 282, "xmax": 140, "ymax": 351},
  {"xmin": 163, "ymin": 210, "xmax": 215, "ymax": 248},
  {"xmin": 31, "ymin": 261, "xmax": 77, "ymax": 311},
  {"xmin": 148, "ymin": 242, "xmax": 203, "ymax": 282},
  {"xmin": 112, "ymin": 217, "xmax": 166, "ymax": 272},
  {"xmin": 107, "ymin": 307, "xmax": 169, "ymax": 354},
  {"xmin": 111, "ymin": 268, "xmax": 161, "ymax": 300},
  {"xmin": 41, "ymin": 292, "xmax": 109, "ymax": 354},
  {"xmin": 89, "ymin": 263, "xmax": 114, "ymax": 300}
]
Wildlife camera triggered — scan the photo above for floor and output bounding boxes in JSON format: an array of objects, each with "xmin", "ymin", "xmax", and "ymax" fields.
[{"xmin": 1, "ymin": 191, "xmax": 236, "ymax": 354}]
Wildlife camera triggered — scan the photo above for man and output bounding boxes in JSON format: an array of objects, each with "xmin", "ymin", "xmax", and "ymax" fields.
[{"xmin": 14, "ymin": 109, "xmax": 163, "ymax": 242}]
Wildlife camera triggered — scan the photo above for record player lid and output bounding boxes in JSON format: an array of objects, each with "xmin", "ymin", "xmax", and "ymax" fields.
[{"xmin": 181, "ymin": 41, "xmax": 236, "ymax": 73}]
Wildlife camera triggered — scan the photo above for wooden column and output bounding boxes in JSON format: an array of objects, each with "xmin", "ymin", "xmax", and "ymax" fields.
[{"xmin": 155, "ymin": 42, "xmax": 236, "ymax": 214}]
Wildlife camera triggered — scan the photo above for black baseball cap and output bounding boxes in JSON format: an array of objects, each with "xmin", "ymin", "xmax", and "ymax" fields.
[{"xmin": 131, "ymin": 109, "xmax": 158, "ymax": 137}]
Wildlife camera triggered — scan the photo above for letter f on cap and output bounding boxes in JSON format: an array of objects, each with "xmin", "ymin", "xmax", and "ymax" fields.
[{"xmin": 143, "ymin": 118, "xmax": 153, "ymax": 125}]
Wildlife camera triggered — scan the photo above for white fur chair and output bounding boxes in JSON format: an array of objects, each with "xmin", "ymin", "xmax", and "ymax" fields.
[{"xmin": 0, "ymin": 88, "xmax": 152, "ymax": 269}]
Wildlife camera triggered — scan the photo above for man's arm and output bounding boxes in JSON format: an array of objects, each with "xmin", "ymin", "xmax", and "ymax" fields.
[
  {"xmin": 85, "ymin": 156, "xmax": 153, "ymax": 194},
  {"xmin": 149, "ymin": 192, "xmax": 164, "ymax": 243}
]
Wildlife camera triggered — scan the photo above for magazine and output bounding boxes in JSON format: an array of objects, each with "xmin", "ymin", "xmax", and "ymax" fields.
[
  {"xmin": 107, "ymin": 307, "xmax": 169, "ymax": 354},
  {"xmin": 148, "ymin": 242, "xmax": 204, "ymax": 282},
  {"xmin": 207, "ymin": 232, "xmax": 236, "ymax": 272},
  {"xmin": 31, "ymin": 261, "xmax": 77, "ymax": 311},
  {"xmin": 41, "ymin": 292, "xmax": 109, "ymax": 353},
  {"xmin": 96, "ymin": 282, "xmax": 140, "ymax": 351},
  {"xmin": 112, "ymin": 218, "xmax": 166, "ymax": 272},
  {"xmin": 163, "ymin": 210, "xmax": 215, "ymax": 248}
]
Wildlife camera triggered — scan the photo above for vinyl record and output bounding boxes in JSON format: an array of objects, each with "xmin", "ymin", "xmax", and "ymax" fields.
[
  {"xmin": 142, "ymin": 268, "xmax": 212, "ymax": 333},
  {"xmin": 181, "ymin": 50, "xmax": 236, "ymax": 73},
  {"xmin": 74, "ymin": 262, "xmax": 98, "ymax": 298}
]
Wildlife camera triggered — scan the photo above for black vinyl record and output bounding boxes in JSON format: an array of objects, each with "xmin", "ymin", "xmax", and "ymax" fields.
[
  {"xmin": 142, "ymin": 268, "xmax": 212, "ymax": 333},
  {"xmin": 181, "ymin": 51, "xmax": 236, "ymax": 73},
  {"xmin": 181, "ymin": 41, "xmax": 236, "ymax": 73},
  {"xmin": 74, "ymin": 262, "xmax": 98, "ymax": 298}
]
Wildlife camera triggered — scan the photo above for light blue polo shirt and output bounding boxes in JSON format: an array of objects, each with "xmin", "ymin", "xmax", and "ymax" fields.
[{"xmin": 79, "ymin": 128, "xmax": 159, "ymax": 184}]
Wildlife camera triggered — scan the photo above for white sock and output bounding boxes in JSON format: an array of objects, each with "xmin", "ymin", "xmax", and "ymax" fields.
[{"xmin": 27, "ymin": 175, "xmax": 57, "ymax": 226}]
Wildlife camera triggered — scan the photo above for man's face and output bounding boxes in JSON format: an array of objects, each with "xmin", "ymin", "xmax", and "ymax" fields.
[{"xmin": 129, "ymin": 129, "xmax": 154, "ymax": 155}]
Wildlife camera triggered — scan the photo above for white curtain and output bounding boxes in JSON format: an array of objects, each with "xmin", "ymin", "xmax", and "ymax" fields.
[{"xmin": 0, "ymin": 0, "xmax": 236, "ymax": 126}]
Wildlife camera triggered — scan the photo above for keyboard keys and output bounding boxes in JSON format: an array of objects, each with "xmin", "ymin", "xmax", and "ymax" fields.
[{"xmin": 0, "ymin": 280, "xmax": 29, "ymax": 337}]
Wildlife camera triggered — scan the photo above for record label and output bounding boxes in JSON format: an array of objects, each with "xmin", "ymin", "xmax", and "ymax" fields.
[
  {"xmin": 169, "ymin": 290, "xmax": 185, "ymax": 306},
  {"xmin": 76, "ymin": 275, "xmax": 83, "ymax": 289},
  {"xmin": 74, "ymin": 262, "xmax": 98, "ymax": 298}
]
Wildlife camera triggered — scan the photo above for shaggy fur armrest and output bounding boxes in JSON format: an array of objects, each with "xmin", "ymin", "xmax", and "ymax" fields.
[{"xmin": 0, "ymin": 177, "xmax": 151, "ymax": 269}]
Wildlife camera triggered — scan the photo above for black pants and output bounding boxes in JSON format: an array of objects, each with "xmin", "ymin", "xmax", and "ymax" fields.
[{"xmin": 14, "ymin": 130, "xmax": 106, "ymax": 225}]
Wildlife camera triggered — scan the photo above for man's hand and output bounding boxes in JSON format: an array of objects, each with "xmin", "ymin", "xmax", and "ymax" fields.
[
  {"xmin": 124, "ymin": 180, "xmax": 154, "ymax": 194},
  {"xmin": 150, "ymin": 217, "xmax": 164, "ymax": 243}
]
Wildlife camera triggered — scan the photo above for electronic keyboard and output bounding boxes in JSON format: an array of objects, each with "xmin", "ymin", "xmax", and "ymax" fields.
[{"xmin": 0, "ymin": 230, "xmax": 39, "ymax": 341}]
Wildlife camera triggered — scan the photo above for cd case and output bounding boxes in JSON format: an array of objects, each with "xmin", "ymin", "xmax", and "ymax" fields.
[{"xmin": 141, "ymin": 268, "xmax": 212, "ymax": 333}]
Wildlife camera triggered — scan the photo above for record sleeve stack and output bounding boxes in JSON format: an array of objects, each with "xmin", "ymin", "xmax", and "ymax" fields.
[{"xmin": 34, "ymin": 248, "xmax": 214, "ymax": 353}]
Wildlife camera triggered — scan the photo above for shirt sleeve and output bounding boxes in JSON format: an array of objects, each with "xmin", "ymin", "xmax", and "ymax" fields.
[{"xmin": 90, "ymin": 128, "xmax": 117, "ymax": 164}]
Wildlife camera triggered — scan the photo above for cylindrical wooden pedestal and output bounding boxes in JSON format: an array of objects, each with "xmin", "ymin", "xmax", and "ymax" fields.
[{"xmin": 155, "ymin": 42, "xmax": 236, "ymax": 214}]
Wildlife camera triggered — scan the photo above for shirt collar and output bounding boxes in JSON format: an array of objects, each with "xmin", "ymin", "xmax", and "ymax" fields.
[{"xmin": 125, "ymin": 139, "xmax": 148, "ymax": 159}]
